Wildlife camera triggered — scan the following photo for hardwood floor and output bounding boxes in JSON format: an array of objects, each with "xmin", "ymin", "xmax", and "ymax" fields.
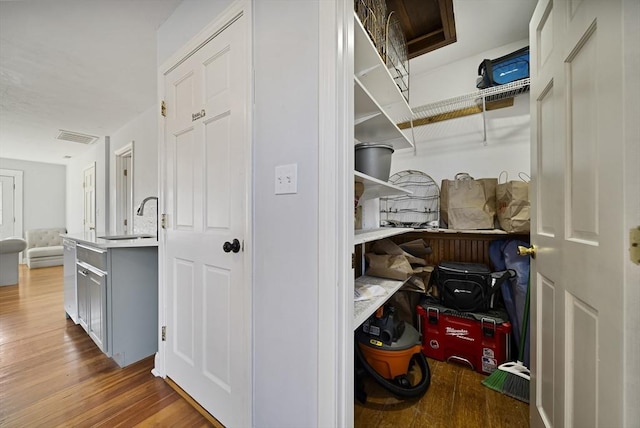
[
  {"xmin": 0, "ymin": 265, "xmax": 214, "ymax": 428},
  {"xmin": 354, "ymin": 357, "xmax": 529, "ymax": 428},
  {"xmin": 1, "ymin": 264, "xmax": 528, "ymax": 427}
]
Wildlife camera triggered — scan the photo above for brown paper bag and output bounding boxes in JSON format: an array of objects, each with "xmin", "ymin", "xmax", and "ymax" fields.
[
  {"xmin": 387, "ymin": 290, "xmax": 421, "ymax": 327},
  {"xmin": 365, "ymin": 253, "xmax": 413, "ymax": 281},
  {"xmin": 371, "ymin": 239, "xmax": 427, "ymax": 266},
  {"xmin": 496, "ymin": 179, "xmax": 530, "ymax": 233},
  {"xmin": 399, "ymin": 239, "xmax": 432, "ymax": 257},
  {"xmin": 440, "ymin": 173, "xmax": 497, "ymax": 229}
]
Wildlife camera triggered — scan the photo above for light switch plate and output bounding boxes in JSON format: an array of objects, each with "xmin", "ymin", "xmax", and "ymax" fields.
[{"xmin": 275, "ymin": 163, "xmax": 297, "ymax": 194}]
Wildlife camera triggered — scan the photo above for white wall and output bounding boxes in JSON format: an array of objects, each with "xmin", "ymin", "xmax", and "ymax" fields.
[
  {"xmin": 65, "ymin": 140, "xmax": 107, "ymax": 234},
  {"xmin": 108, "ymin": 105, "xmax": 159, "ymax": 235},
  {"xmin": 392, "ymin": 39, "xmax": 531, "ymax": 186},
  {"xmin": 252, "ymin": 2, "xmax": 319, "ymax": 426},
  {"xmin": 156, "ymin": 0, "xmax": 233, "ymax": 66},
  {"xmin": 157, "ymin": 1, "xmax": 321, "ymax": 426},
  {"xmin": 65, "ymin": 89, "xmax": 159, "ymax": 237},
  {"xmin": 155, "ymin": 5, "xmax": 531, "ymax": 427},
  {"xmin": 0, "ymin": 158, "xmax": 66, "ymax": 233}
]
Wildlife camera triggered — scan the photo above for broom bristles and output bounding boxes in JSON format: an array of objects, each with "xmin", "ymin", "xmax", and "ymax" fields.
[
  {"xmin": 502, "ymin": 372, "xmax": 530, "ymax": 403},
  {"xmin": 481, "ymin": 367, "xmax": 508, "ymax": 392},
  {"xmin": 482, "ymin": 361, "xmax": 530, "ymax": 404}
]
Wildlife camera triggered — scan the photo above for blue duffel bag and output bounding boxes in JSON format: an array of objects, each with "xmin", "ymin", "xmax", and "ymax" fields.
[{"xmin": 476, "ymin": 46, "xmax": 530, "ymax": 89}]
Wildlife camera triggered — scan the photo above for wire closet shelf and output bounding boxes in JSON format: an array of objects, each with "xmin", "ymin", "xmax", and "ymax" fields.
[{"xmin": 398, "ymin": 78, "xmax": 531, "ymax": 143}]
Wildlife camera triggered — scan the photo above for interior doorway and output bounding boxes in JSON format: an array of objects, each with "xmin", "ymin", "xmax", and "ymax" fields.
[
  {"xmin": 83, "ymin": 163, "xmax": 96, "ymax": 233},
  {"xmin": 0, "ymin": 169, "xmax": 24, "ymax": 240},
  {"xmin": 115, "ymin": 143, "xmax": 134, "ymax": 235}
]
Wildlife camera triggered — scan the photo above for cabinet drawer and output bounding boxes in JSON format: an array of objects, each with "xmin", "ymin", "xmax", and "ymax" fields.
[{"xmin": 77, "ymin": 244, "xmax": 107, "ymax": 271}]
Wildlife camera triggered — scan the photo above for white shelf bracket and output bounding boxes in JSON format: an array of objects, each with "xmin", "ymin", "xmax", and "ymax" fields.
[{"xmin": 482, "ymin": 95, "xmax": 487, "ymax": 145}]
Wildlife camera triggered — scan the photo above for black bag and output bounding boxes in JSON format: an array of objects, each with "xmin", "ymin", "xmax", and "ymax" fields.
[
  {"xmin": 430, "ymin": 261, "xmax": 514, "ymax": 312},
  {"xmin": 476, "ymin": 46, "xmax": 530, "ymax": 89}
]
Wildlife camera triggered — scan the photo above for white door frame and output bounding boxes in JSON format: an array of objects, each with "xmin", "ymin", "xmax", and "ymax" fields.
[
  {"xmin": 321, "ymin": 1, "xmax": 640, "ymax": 427},
  {"xmin": 83, "ymin": 162, "xmax": 96, "ymax": 233},
  {"xmin": 318, "ymin": 1, "xmax": 352, "ymax": 426},
  {"xmin": 0, "ymin": 169, "xmax": 24, "ymax": 262},
  {"xmin": 114, "ymin": 142, "xmax": 134, "ymax": 235},
  {"xmin": 155, "ymin": 2, "xmax": 253, "ymax": 425},
  {"xmin": 621, "ymin": 0, "xmax": 640, "ymax": 421},
  {"xmin": 0, "ymin": 169, "xmax": 23, "ymax": 239}
]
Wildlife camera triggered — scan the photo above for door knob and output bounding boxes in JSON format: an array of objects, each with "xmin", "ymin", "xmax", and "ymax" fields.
[
  {"xmin": 517, "ymin": 245, "xmax": 536, "ymax": 259},
  {"xmin": 223, "ymin": 239, "xmax": 241, "ymax": 253}
]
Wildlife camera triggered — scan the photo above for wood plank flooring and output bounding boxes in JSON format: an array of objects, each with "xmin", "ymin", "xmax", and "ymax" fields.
[
  {"xmin": 0, "ymin": 265, "xmax": 213, "ymax": 428},
  {"xmin": 355, "ymin": 356, "xmax": 530, "ymax": 428},
  {"xmin": 355, "ymin": 332, "xmax": 530, "ymax": 427},
  {"xmin": 1, "ymin": 264, "xmax": 529, "ymax": 427}
]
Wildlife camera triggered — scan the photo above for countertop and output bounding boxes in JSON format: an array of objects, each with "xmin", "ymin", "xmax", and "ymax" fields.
[{"xmin": 62, "ymin": 232, "xmax": 159, "ymax": 249}]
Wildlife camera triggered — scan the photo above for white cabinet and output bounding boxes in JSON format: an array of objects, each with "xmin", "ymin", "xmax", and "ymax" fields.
[
  {"xmin": 63, "ymin": 238, "xmax": 78, "ymax": 323},
  {"xmin": 352, "ymin": 12, "xmax": 415, "ymax": 329}
]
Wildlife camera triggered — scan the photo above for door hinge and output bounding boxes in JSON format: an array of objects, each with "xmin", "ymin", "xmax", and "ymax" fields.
[
  {"xmin": 124, "ymin": 219, "xmax": 128, "ymax": 226},
  {"xmin": 630, "ymin": 226, "xmax": 640, "ymax": 265},
  {"xmin": 352, "ymin": 253, "xmax": 356, "ymax": 269},
  {"xmin": 124, "ymin": 169, "xmax": 127, "ymax": 176},
  {"xmin": 161, "ymin": 100, "xmax": 166, "ymax": 117},
  {"xmin": 161, "ymin": 326, "xmax": 166, "ymax": 341},
  {"xmin": 161, "ymin": 213, "xmax": 167, "ymax": 229}
]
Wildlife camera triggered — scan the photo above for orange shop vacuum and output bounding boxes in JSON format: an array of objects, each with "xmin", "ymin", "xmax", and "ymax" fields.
[{"xmin": 355, "ymin": 305, "xmax": 431, "ymax": 402}]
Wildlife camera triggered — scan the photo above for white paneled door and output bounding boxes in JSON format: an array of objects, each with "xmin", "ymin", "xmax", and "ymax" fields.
[
  {"xmin": 529, "ymin": 0, "xmax": 631, "ymax": 426},
  {"xmin": 83, "ymin": 163, "xmax": 96, "ymax": 233},
  {"xmin": 162, "ymin": 10, "xmax": 250, "ymax": 428}
]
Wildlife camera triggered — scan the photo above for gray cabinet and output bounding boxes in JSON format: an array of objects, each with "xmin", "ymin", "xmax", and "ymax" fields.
[
  {"xmin": 87, "ymin": 267, "xmax": 107, "ymax": 351},
  {"xmin": 76, "ymin": 264, "xmax": 88, "ymax": 332},
  {"xmin": 77, "ymin": 244, "xmax": 108, "ymax": 352},
  {"xmin": 75, "ymin": 242, "xmax": 158, "ymax": 367},
  {"xmin": 108, "ymin": 246, "xmax": 158, "ymax": 368},
  {"xmin": 76, "ymin": 262, "xmax": 107, "ymax": 350}
]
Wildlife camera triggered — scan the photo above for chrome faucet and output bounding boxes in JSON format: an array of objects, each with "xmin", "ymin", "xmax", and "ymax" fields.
[
  {"xmin": 136, "ymin": 196, "xmax": 158, "ymax": 216},
  {"xmin": 136, "ymin": 196, "xmax": 159, "ymax": 239}
]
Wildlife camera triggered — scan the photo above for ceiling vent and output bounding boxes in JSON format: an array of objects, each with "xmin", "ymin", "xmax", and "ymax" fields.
[{"xmin": 57, "ymin": 130, "xmax": 99, "ymax": 145}]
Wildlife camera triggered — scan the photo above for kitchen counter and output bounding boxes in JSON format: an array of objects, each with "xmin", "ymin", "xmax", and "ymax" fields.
[
  {"xmin": 62, "ymin": 232, "xmax": 158, "ymax": 248},
  {"xmin": 62, "ymin": 231, "xmax": 159, "ymax": 368}
]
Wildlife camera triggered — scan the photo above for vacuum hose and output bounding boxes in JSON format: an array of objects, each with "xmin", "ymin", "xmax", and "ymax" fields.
[{"xmin": 355, "ymin": 341, "xmax": 431, "ymax": 399}]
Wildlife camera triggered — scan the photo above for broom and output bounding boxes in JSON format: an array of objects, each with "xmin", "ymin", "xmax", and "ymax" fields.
[{"xmin": 482, "ymin": 275, "xmax": 531, "ymax": 403}]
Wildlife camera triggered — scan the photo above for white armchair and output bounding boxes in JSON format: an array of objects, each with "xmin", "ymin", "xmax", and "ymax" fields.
[
  {"xmin": 0, "ymin": 238, "xmax": 27, "ymax": 286},
  {"xmin": 25, "ymin": 228, "xmax": 66, "ymax": 269}
]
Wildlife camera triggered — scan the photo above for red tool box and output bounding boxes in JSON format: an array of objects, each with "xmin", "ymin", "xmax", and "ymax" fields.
[{"xmin": 416, "ymin": 297, "xmax": 512, "ymax": 374}]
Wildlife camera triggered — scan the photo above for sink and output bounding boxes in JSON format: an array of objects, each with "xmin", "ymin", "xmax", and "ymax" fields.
[{"xmin": 98, "ymin": 234, "xmax": 156, "ymax": 240}]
